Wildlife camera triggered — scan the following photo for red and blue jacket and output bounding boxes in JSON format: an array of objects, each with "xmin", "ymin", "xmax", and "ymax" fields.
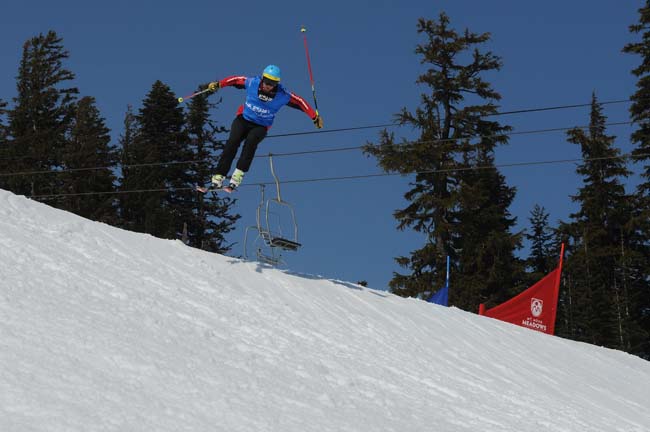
[{"xmin": 218, "ymin": 75, "xmax": 317, "ymax": 128}]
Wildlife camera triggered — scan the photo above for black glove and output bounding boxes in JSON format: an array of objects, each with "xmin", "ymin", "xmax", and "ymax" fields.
[{"xmin": 313, "ymin": 113, "xmax": 323, "ymax": 129}]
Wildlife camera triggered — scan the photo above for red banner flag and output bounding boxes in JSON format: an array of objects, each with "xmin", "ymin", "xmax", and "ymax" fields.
[{"xmin": 479, "ymin": 244, "xmax": 564, "ymax": 335}]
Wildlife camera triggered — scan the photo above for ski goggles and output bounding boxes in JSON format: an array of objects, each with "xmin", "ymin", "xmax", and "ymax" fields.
[{"xmin": 261, "ymin": 77, "xmax": 279, "ymax": 87}]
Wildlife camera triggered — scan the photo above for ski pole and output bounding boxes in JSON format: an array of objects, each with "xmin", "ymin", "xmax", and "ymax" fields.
[
  {"xmin": 300, "ymin": 25, "xmax": 320, "ymax": 113},
  {"xmin": 177, "ymin": 88, "xmax": 212, "ymax": 104}
]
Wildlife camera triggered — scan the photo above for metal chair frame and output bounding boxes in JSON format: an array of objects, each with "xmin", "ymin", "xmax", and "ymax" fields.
[
  {"xmin": 264, "ymin": 154, "xmax": 301, "ymax": 251},
  {"xmin": 242, "ymin": 154, "xmax": 302, "ymax": 265}
]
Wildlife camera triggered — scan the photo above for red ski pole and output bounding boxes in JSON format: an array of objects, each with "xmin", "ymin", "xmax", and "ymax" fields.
[{"xmin": 300, "ymin": 25, "xmax": 320, "ymax": 113}]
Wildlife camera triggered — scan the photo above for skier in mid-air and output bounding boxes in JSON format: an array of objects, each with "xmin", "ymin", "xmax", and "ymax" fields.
[{"xmin": 203, "ymin": 64, "xmax": 323, "ymax": 192}]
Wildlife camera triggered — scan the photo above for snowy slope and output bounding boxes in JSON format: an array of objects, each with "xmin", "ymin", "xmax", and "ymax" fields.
[{"xmin": 0, "ymin": 189, "xmax": 649, "ymax": 432}]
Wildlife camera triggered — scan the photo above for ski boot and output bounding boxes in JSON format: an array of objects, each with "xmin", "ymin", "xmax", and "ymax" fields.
[
  {"xmin": 211, "ymin": 174, "xmax": 225, "ymax": 188},
  {"xmin": 228, "ymin": 169, "xmax": 245, "ymax": 190}
]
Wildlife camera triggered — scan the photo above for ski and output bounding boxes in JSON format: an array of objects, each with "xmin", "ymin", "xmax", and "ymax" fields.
[{"xmin": 196, "ymin": 185, "xmax": 235, "ymax": 194}]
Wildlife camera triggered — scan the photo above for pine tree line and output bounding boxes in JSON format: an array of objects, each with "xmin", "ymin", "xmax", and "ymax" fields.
[
  {"xmin": 0, "ymin": 30, "xmax": 238, "ymax": 254},
  {"xmin": 366, "ymin": 11, "xmax": 649, "ymax": 359}
]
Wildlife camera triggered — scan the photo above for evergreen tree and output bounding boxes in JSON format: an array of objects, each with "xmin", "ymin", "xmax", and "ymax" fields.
[
  {"xmin": 117, "ymin": 104, "xmax": 140, "ymax": 231},
  {"xmin": 7, "ymin": 30, "xmax": 78, "ymax": 197},
  {"xmin": 624, "ymin": 0, "xmax": 650, "ymax": 209},
  {"xmin": 0, "ymin": 98, "xmax": 9, "ymax": 190},
  {"xmin": 621, "ymin": 1, "xmax": 650, "ymax": 358},
  {"xmin": 453, "ymin": 120, "xmax": 524, "ymax": 308},
  {"xmin": 525, "ymin": 204, "xmax": 556, "ymax": 279},
  {"xmin": 364, "ymin": 13, "xmax": 521, "ymax": 311},
  {"xmin": 184, "ymin": 88, "xmax": 239, "ymax": 253},
  {"xmin": 59, "ymin": 96, "xmax": 118, "ymax": 223},
  {"xmin": 119, "ymin": 81, "xmax": 190, "ymax": 239},
  {"xmin": 559, "ymin": 94, "xmax": 642, "ymax": 352},
  {"xmin": 525, "ymin": 208, "xmax": 567, "ymax": 337}
]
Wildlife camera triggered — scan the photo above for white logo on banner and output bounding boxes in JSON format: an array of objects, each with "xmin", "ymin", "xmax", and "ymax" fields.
[{"xmin": 531, "ymin": 298, "xmax": 543, "ymax": 318}]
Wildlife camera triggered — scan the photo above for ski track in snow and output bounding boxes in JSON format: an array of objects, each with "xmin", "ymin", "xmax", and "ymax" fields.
[{"xmin": 0, "ymin": 189, "xmax": 649, "ymax": 432}]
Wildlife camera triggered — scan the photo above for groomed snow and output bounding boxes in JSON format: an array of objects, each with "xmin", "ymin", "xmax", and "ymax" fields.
[{"xmin": 1, "ymin": 189, "xmax": 648, "ymax": 431}]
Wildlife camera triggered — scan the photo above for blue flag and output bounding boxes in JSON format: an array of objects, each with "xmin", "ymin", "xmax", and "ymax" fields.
[
  {"xmin": 428, "ymin": 284, "xmax": 448, "ymax": 306},
  {"xmin": 427, "ymin": 256, "xmax": 450, "ymax": 306}
]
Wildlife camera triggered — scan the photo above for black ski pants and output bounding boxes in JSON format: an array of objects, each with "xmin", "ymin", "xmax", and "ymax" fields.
[{"xmin": 216, "ymin": 115, "xmax": 267, "ymax": 176}]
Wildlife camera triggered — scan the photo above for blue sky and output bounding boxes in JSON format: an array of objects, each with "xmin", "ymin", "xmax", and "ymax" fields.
[{"xmin": 0, "ymin": 1, "xmax": 642, "ymax": 290}]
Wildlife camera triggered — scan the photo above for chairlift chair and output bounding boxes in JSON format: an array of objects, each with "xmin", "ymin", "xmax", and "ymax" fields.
[
  {"xmin": 264, "ymin": 154, "xmax": 302, "ymax": 252},
  {"xmin": 242, "ymin": 155, "xmax": 302, "ymax": 266},
  {"xmin": 243, "ymin": 184, "xmax": 285, "ymax": 266}
]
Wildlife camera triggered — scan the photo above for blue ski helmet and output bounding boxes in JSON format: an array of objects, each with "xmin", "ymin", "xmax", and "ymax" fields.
[{"xmin": 262, "ymin": 64, "xmax": 281, "ymax": 82}]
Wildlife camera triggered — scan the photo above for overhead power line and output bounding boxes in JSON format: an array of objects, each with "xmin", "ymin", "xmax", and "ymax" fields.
[
  {"xmin": 0, "ymin": 120, "xmax": 634, "ymax": 179},
  {"xmin": 268, "ymin": 121, "xmax": 632, "ymax": 158},
  {"xmin": 488, "ymin": 99, "xmax": 630, "ymax": 117},
  {"xmin": 0, "ymin": 97, "xmax": 633, "ymax": 163},
  {"xmin": 266, "ymin": 98, "xmax": 632, "ymax": 139},
  {"xmin": 31, "ymin": 150, "xmax": 650, "ymax": 200}
]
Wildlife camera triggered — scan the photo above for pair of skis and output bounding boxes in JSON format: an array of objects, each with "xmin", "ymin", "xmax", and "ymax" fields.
[{"xmin": 196, "ymin": 185, "xmax": 235, "ymax": 194}]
